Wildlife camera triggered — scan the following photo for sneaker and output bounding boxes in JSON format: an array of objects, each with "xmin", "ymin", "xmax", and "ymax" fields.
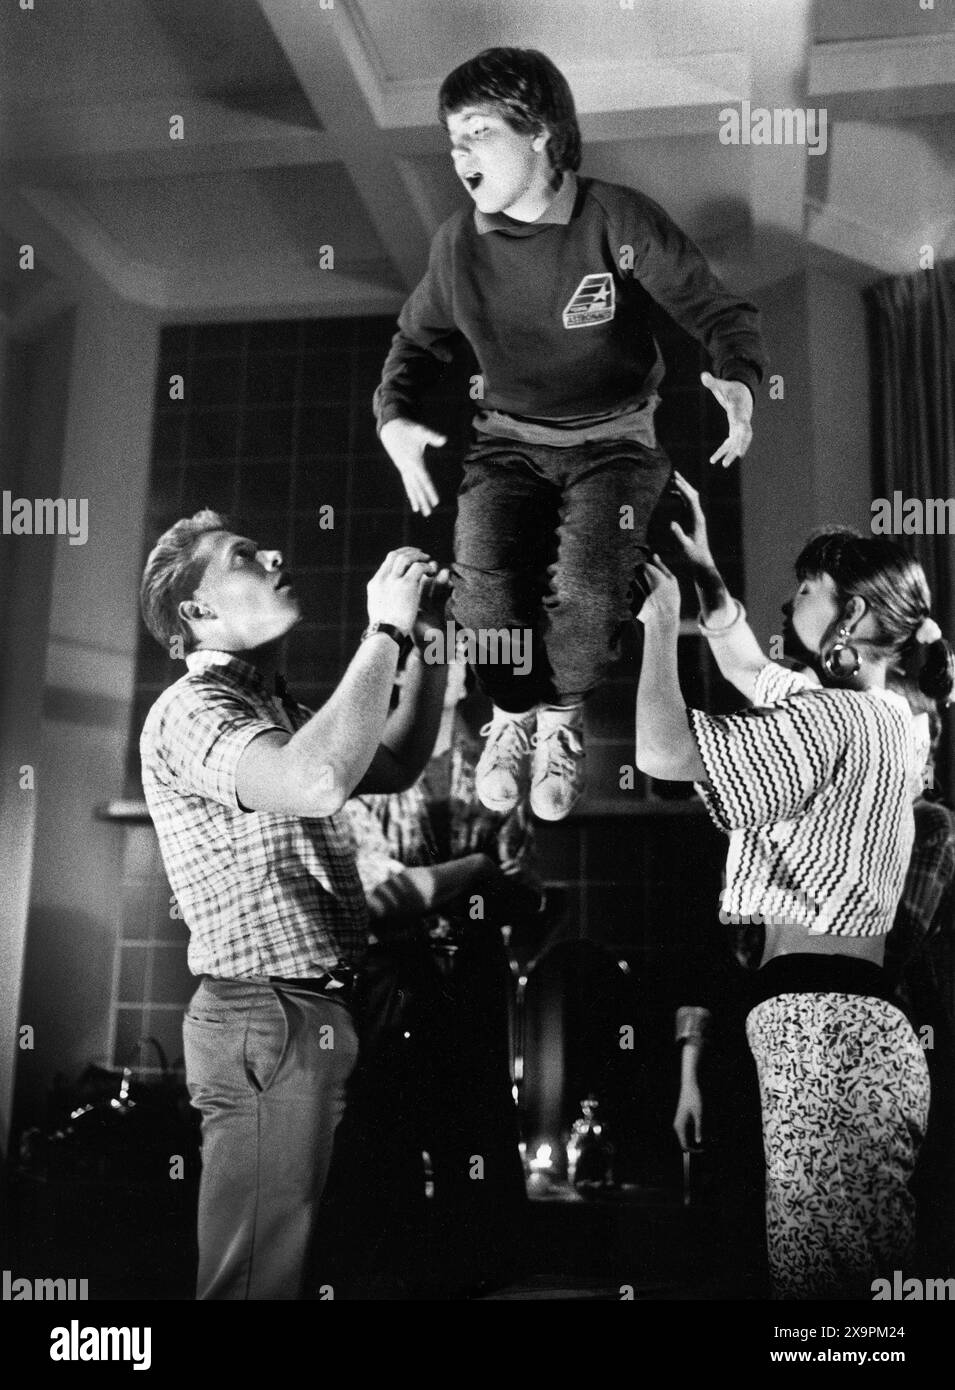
[
  {"xmin": 475, "ymin": 709, "xmax": 536, "ymax": 813},
  {"xmin": 530, "ymin": 708, "xmax": 586, "ymax": 821}
]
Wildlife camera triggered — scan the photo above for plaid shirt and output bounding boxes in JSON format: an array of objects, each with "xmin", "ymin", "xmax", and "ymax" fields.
[{"xmin": 140, "ymin": 649, "xmax": 368, "ymax": 978}]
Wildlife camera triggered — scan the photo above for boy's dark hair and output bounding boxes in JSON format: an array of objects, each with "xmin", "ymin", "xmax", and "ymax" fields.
[
  {"xmin": 438, "ymin": 48, "xmax": 582, "ymax": 174},
  {"xmin": 140, "ymin": 509, "xmax": 229, "ymax": 655}
]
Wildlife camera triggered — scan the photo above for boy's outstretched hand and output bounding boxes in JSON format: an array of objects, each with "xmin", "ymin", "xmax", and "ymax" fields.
[
  {"xmin": 701, "ymin": 372, "xmax": 753, "ymax": 468},
  {"xmin": 380, "ymin": 417, "xmax": 447, "ymax": 516}
]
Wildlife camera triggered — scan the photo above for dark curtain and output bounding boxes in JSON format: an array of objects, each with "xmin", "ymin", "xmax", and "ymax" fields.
[{"xmin": 868, "ymin": 261, "xmax": 955, "ymax": 803}]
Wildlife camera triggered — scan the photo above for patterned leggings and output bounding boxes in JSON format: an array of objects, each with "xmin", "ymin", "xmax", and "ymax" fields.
[{"xmin": 746, "ymin": 992, "xmax": 930, "ymax": 1300}]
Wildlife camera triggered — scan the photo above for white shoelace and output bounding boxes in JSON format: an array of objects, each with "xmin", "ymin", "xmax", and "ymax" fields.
[
  {"xmin": 532, "ymin": 723, "xmax": 584, "ymax": 781},
  {"xmin": 479, "ymin": 718, "xmax": 534, "ymax": 779}
]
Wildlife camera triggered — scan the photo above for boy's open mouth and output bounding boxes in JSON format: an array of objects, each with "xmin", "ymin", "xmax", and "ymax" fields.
[{"xmin": 463, "ymin": 173, "xmax": 483, "ymax": 191}]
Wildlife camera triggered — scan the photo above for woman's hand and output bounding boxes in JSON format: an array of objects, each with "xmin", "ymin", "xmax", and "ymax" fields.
[
  {"xmin": 673, "ymin": 1078, "xmax": 704, "ymax": 1151},
  {"xmin": 636, "ymin": 554, "xmax": 682, "ymax": 630},
  {"xmin": 670, "ymin": 472, "xmax": 715, "ymax": 570}
]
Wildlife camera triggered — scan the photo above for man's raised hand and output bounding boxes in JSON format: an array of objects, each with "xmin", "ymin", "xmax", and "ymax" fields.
[
  {"xmin": 380, "ymin": 417, "xmax": 447, "ymax": 517},
  {"xmin": 366, "ymin": 546, "xmax": 436, "ymax": 634}
]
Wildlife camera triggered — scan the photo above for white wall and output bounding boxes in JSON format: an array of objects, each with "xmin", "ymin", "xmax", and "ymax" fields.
[
  {"xmin": 741, "ymin": 265, "xmax": 872, "ymax": 644},
  {"xmin": 10, "ymin": 290, "xmax": 159, "ymax": 1133},
  {"xmin": 0, "ymin": 308, "xmax": 75, "ymax": 1154}
]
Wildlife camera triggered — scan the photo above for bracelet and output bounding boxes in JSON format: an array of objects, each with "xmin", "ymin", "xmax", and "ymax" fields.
[{"xmin": 698, "ymin": 598, "xmax": 746, "ymax": 639}]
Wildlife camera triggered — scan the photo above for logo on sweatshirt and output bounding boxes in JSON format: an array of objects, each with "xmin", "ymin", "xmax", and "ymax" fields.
[{"xmin": 562, "ymin": 273, "xmax": 615, "ymax": 328}]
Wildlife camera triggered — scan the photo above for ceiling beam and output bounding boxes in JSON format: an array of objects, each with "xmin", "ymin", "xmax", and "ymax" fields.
[
  {"xmin": 810, "ymin": 33, "xmax": 955, "ymax": 122},
  {"xmin": 333, "ymin": 8, "xmax": 750, "ymax": 132},
  {"xmin": 160, "ymin": 262, "xmax": 406, "ymax": 319},
  {"xmin": 809, "ymin": 32, "xmax": 955, "ymax": 101},
  {"xmin": 16, "ymin": 187, "xmax": 169, "ymax": 306},
  {"xmin": 0, "ymin": 98, "xmax": 337, "ymax": 184},
  {"xmin": 378, "ymin": 100, "xmax": 754, "ymax": 157},
  {"xmin": 744, "ymin": 0, "xmax": 814, "ymax": 282},
  {"xmin": 0, "ymin": 188, "xmax": 118, "ymax": 306},
  {"xmin": 11, "ymin": 182, "xmax": 408, "ymax": 316},
  {"xmin": 257, "ymin": 0, "xmax": 433, "ymax": 291}
]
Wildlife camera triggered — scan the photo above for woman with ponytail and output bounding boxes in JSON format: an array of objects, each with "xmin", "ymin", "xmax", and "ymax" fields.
[{"xmin": 637, "ymin": 473, "xmax": 954, "ymax": 1299}]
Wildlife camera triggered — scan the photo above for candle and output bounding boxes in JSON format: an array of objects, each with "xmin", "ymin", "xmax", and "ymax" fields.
[
  {"xmin": 529, "ymin": 1142, "xmax": 553, "ymax": 1172},
  {"xmin": 527, "ymin": 1141, "xmax": 555, "ymax": 1194}
]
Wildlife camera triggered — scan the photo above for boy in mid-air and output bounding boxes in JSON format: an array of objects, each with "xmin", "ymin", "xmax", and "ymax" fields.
[{"xmin": 374, "ymin": 48, "xmax": 766, "ymax": 821}]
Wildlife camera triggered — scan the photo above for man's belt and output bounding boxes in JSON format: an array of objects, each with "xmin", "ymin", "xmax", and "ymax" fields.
[{"xmin": 268, "ymin": 970, "xmax": 355, "ymax": 998}]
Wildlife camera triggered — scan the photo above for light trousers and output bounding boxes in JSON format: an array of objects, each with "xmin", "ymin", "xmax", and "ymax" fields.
[{"xmin": 183, "ymin": 976, "xmax": 359, "ymax": 1300}]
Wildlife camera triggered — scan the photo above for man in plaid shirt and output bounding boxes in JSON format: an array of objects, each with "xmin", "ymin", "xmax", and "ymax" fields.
[{"xmin": 139, "ymin": 509, "xmax": 450, "ymax": 1300}]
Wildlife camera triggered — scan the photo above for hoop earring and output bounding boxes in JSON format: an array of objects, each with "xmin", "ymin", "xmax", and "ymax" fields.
[{"xmin": 822, "ymin": 625, "xmax": 860, "ymax": 680}]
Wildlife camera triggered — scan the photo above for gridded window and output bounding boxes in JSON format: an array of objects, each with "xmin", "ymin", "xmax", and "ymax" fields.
[
  {"xmin": 131, "ymin": 311, "xmax": 744, "ymax": 793},
  {"xmin": 116, "ymin": 311, "xmax": 746, "ymax": 1060}
]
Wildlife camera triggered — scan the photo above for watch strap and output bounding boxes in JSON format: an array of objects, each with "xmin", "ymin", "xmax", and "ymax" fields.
[{"xmin": 361, "ymin": 622, "xmax": 412, "ymax": 658}]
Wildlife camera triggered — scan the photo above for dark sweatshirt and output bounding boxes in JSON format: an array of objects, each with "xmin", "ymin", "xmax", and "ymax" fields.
[{"xmin": 373, "ymin": 175, "xmax": 767, "ymax": 429}]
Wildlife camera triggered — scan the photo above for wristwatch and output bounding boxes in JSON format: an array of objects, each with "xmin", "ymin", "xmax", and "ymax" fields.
[{"xmin": 361, "ymin": 622, "xmax": 413, "ymax": 660}]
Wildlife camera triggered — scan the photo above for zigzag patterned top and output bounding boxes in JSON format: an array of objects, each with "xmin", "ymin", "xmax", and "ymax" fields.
[{"xmin": 689, "ymin": 663, "xmax": 925, "ymax": 936}]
